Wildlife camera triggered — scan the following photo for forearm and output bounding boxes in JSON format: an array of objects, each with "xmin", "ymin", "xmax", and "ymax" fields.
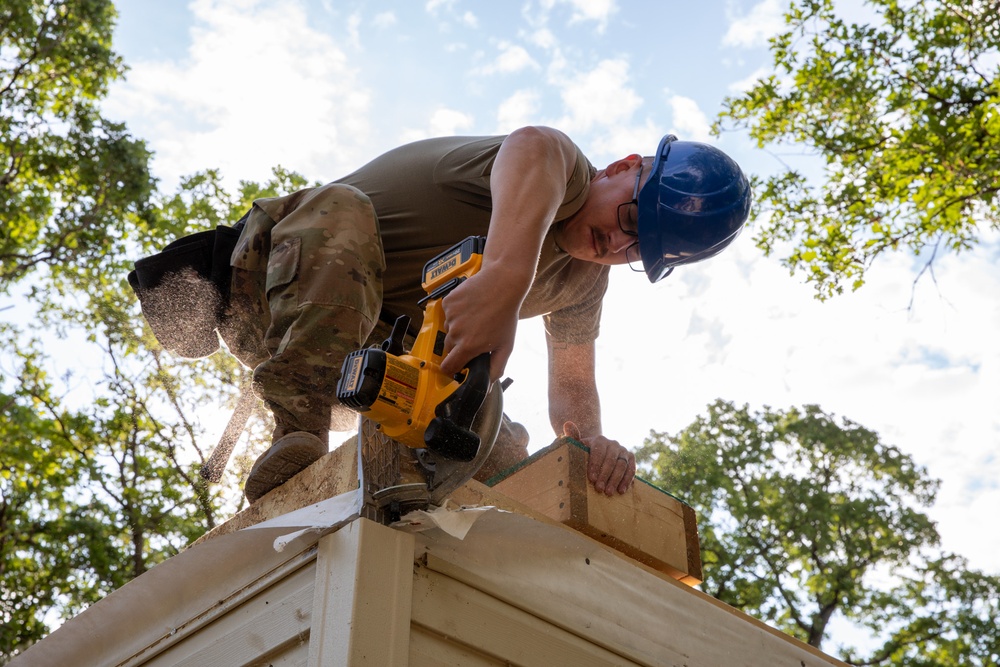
[
  {"xmin": 440, "ymin": 126, "xmax": 579, "ymax": 379},
  {"xmin": 549, "ymin": 374, "xmax": 602, "ymax": 438},
  {"xmin": 547, "ymin": 337, "xmax": 602, "ymax": 438},
  {"xmin": 547, "ymin": 336, "xmax": 634, "ymax": 495}
]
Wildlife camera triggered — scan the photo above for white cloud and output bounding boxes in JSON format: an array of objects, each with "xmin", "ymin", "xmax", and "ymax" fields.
[
  {"xmin": 727, "ymin": 65, "xmax": 770, "ymax": 94},
  {"xmin": 552, "ymin": 58, "xmax": 642, "ymax": 134},
  {"xmin": 429, "ymin": 107, "xmax": 475, "ymax": 135},
  {"xmin": 425, "ymin": 0, "xmax": 454, "ymax": 12},
  {"xmin": 476, "ymin": 42, "xmax": 541, "ymax": 75},
  {"xmin": 540, "ymin": 0, "xmax": 618, "ymax": 32},
  {"xmin": 347, "ymin": 11, "xmax": 362, "ymax": 49},
  {"xmin": 525, "ymin": 27, "xmax": 558, "ymax": 50},
  {"xmin": 372, "ymin": 11, "xmax": 397, "ymax": 28},
  {"xmin": 587, "ymin": 119, "xmax": 662, "ymax": 164},
  {"xmin": 668, "ymin": 95, "xmax": 714, "ymax": 142},
  {"xmin": 400, "ymin": 107, "xmax": 475, "ymax": 144},
  {"xmin": 424, "ymin": 0, "xmax": 476, "ymax": 29},
  {"xmin": 723, "ymin": 0, "xmax": 784, "ymax": 48},
  {"xmin": 495, "ymin": 90, "xmax": 542, "ymax": 133},
  {"xmin": 460, "ymin": 11, "xmax": 478, "ymax": 28},
  {"xmin": 104, "ymin": 0, "xmax": 371, "ymax": 190}
]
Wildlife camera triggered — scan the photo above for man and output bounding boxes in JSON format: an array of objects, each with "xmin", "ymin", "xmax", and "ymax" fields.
[{"xmin": 223, "ymin": 126, "xmax": 750, "ymax": 503}]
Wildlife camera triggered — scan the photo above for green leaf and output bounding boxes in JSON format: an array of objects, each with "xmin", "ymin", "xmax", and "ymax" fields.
[{"xmin": 716, "ymin": 0, "xmax": 1000, "ymax": 298}]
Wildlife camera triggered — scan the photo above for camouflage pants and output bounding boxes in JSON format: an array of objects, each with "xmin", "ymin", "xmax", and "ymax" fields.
[{"xmin": 222, "ymin": 183, "xmax": 386, "ymax": 434}]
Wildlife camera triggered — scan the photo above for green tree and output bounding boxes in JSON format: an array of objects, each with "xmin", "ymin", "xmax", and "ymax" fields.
[
  {"xmin": 0, "ymin": 1, "xmax": 322, "ymax": 660},
  {"xmin": 0, "ymin": 323, "xmax": 243, "ymax": 660},
  {"xmin": 637, "ymin": 400, "xmax": 1000, "ymax": 664},
  {"xmin": 849, "ymin": 554, "xmax": 1000, "ymax": 666},
  {"xmin": 1, "ymin": 166, "xmax": 313, "ymax": 662},
  {"xmin": 0, "ymin": 335, "xmax": 97, "ymax": 657},
  {"xmin": 0, "ymin": 0, "xmax": 155, "ymax": 295},
  {"xmin": 717, "ymin": 0, "xmax": 1000, "ymax": 298}
]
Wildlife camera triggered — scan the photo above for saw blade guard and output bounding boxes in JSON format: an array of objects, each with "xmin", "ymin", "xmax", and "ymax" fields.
[{"xmin": 419, "ymin": 375, "xmax": 504, "ymax": 505}]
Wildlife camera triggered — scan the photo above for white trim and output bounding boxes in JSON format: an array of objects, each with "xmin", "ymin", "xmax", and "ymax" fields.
[{"xmin": 308, "ymin": 518, "xmax": 414, "ymax": 667}]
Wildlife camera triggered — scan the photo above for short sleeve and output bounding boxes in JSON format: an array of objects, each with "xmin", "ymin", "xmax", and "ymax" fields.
[{"xmin": 542, "ymin": 265, "xmax": 610, "ymax": 344}]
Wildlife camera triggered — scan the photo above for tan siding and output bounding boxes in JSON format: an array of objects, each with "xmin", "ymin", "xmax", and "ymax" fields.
[
  {"xmin": 142, "ymin": 561, "xmax": 315, "ymax": 667},
  {"xmin": 307, "ymin": 520, "xmax": 413, "ymax": 667},
  {"xmin": 246, "ymin": 639, "xmax": 310, "ymax": 667},
  {"xmin": 411, "ymin": 566, "xmax": 644, "ymax": 667},
  {"xmin": 409, "ymin": 626, "xmax": 504, "ymax": 667}
]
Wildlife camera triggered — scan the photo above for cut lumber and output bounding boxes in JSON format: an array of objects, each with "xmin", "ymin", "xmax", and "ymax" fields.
[
  {"xmin": 193, "ymin": 437, "xmax": 358, "ymax": 546},
  {"xmin": 487, "ymin": 437, "xmax": 702, "ymax": 584},
  {"xmin": 194, "ymin": 435, "xmax": 701, "ymax": 586}
]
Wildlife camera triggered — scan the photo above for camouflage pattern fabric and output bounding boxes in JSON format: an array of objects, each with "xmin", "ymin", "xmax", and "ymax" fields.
[
  {"xmin": 220, "ymin": 181, "xmax": 531, "ymax": 474},
  {"xmin": 223, "ymin": 183, "xmax": 385, "ymax": 434}
]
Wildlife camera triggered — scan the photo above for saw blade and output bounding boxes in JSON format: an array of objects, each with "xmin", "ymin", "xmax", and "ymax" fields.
[
  {"xmin": 417, "ymin": 378, "xmax": 504, "ymax": 505},
  {"xmin": 358, "ymin": 378, "xmax": 504, "ymax": 520}
]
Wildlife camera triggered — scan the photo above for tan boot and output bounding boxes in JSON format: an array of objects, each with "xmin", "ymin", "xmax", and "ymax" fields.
[
  {"xmin": 474, "ymin": 415, "xmax": 530, "ymax": 483},
  {"xmin": 245, "ymin": 431, "xmax": 329, "ymax": 503}
]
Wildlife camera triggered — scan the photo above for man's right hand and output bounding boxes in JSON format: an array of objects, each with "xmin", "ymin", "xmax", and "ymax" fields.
[
  {"xmin": 439, "ymin": 265, "xmax": 521, "ymax": 381},
  {"xmin": 440, "ymin": 127, "xmax": 578, "ymax": 381}
]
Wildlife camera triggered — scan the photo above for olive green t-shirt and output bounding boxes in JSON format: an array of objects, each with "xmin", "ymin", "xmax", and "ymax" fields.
[{"xmin": 335, "ymin": 134, "xmax": 610, "ymax": 344}]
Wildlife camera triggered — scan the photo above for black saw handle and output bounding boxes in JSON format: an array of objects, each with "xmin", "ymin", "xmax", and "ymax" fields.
[{"xmin": 423, "ymin": 352, "xmax": 491, "ymax": 461}]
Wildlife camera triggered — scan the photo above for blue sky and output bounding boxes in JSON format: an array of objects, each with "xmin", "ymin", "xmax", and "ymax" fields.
[{"xmin": 102, "ymin": 0, "xmax": 999, "ymax": 588}]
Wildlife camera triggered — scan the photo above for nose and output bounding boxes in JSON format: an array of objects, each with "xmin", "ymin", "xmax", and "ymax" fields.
[{"xmin": 610, "ymin": 227, "xmax": 634, "ymax": 254}]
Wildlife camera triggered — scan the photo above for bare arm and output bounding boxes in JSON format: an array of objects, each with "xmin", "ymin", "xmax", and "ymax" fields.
[
  {"xmin": 548, "ymin": 336, "xmax": 635, "ymax": 495},
  {"xmin": 440, "ymin": 126, "xmax": 579, "ymax": 380}
]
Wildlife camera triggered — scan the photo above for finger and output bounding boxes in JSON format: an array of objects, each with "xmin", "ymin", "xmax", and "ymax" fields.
[
  {"xmin": 599, "ymin": 447, "xmax": 631, "ymax": 496},
  {"xmin": 618, "ymin": 456, "xmax": 636, "ymax": 494},
  {"xmin": 610, "ymin": 452, "xmax": 635, "ymax": 495},
  {"xmin": 439, "ymin": 326, "xmax": 457, "ymax": 373},
  {"xmin": 439, "ymin": 298, "xmax": 460, "ymax": 362},
  {"xmin": 593, "ymin": 442, "xmax": 625, "ymax": 495},
  {"xmin": 439, "ymin": 344, "xmax": 471, "ymax": 378},
  {"xmin": 596, "ymin": 451, "xmax": 620, "ymax": 495},
  {"xmin": 489, "ymin": 346, "xmax": 511, "ymax": 383},
  {"xmin": 587, "ymin": 438, "xmax": 611, "ymax": 486},
  {"xmin": 562, "ymin": 421, "xmax": 582, "ymax": 441},
  {"xmin": 439, "ymin": 348, "xmax": 460, "ymax": 377}
]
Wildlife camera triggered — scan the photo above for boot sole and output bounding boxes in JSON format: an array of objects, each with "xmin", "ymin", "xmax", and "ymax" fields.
[{"xmin": 245, "ymin": 438, "xmax": 326, "ymax": 503}]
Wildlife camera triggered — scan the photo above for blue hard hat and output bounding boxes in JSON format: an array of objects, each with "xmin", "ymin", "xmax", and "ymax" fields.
[{"xmin": 636, "ymin": 135, "xmax": 751, "ymax": 282}]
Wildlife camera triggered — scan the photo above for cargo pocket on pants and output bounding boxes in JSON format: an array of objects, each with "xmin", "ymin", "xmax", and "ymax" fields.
[
  {"xmin": 264, "ymin": 237, "xmax": 302, "ymax": 355},
  {"xmin": 266, "ymin": 237, "xmax": 300, "ymax": 297}
]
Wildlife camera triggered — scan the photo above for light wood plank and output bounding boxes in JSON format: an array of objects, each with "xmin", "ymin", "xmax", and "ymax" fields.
[
  {"xmin": 248, "ymin": 638, "xmax": 310, "ymax": 667},
  {"xmin": 488, "ymin": 444, "xmax": 574, "ymax": 522},
  {"xmin": 417, "ymin": 510, "xmax": 849, "ymax": 667},
  {"xmin": 194, "ymin": 437, "xmax": 359, "ymax": 545},
  {"xmin": 492, "ymin": 439, "xmax": 702, "ymax": 582}
]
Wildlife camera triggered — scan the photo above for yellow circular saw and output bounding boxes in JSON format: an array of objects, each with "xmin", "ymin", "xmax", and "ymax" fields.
[{"xmin": 336, "ymin": 236, "xmax": 506, "ymax": 512}]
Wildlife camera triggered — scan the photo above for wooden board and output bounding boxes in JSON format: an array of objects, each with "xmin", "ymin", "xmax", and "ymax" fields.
[
  {"xmin": 192, "ymin": 435, "xmax": 359, "ymax": 546},
  {"xmin": 489, "ymin": 437, "xmax": 702, "ymax": 584}
]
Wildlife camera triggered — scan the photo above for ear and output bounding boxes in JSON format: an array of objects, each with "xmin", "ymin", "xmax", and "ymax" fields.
[{"xmin": 605, "ymin": 153, "xmax": 642, "ymax": 176}]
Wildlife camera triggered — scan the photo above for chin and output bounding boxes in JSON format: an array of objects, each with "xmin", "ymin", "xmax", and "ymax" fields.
[{"xmin": 565, "ymin": 243, "xmax": 593, "ymax": 262}]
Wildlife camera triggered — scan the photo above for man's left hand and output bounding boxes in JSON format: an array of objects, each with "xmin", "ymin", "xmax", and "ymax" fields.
[{"xmin": 563, "ymin": 421, "xmax": 635, "ymax": 495}]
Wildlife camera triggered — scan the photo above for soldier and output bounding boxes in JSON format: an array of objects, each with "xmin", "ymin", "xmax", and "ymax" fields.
[{"xmin": 155, "ymin": 126, "xmax": 750, "ymax": 503}]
